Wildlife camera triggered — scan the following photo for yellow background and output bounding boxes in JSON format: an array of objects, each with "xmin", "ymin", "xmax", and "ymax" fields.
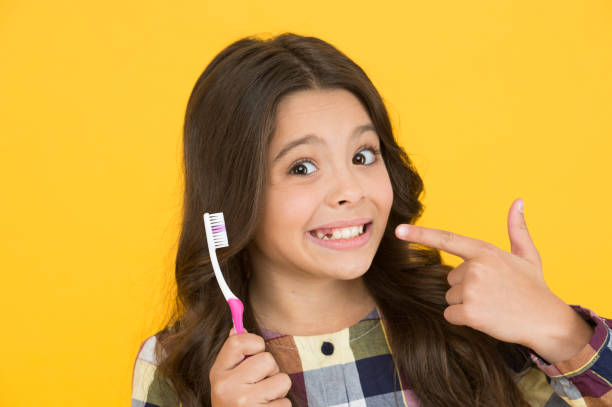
[{"xmin": 1, "ymin": 1, "xmax": 610, "ymax": 405}]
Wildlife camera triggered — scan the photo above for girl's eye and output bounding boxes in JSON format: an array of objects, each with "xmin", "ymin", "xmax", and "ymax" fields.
[
  {"xmin": 288, "ymin": 145, "xmax": 381, "ymax": 176},
  {"xmin": 289, "ymin": 160, "xmax": 317, "ymax": 176},
  {"xmin": 353, "ymin": 147, "xmax": 379, "ymax": 166}
]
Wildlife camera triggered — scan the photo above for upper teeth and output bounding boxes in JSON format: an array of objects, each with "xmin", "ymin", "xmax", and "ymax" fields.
[{"xmin": 314, "ymin": 224, "xmax": 365, "ymax": 240}]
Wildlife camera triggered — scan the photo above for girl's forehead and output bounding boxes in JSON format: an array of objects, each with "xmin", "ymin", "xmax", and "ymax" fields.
[
  {"xmin": 272, "ymin": 91, "xmax": 370, "ymax": 144},
  {"xmin": 275, "ymin": 89, "xmax": 363, "ymax": 122}
]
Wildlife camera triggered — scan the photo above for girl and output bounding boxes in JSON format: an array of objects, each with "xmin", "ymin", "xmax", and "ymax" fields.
[{"xmin": 131, "ymin": 33, "xmax": 612, "ymax": 407}]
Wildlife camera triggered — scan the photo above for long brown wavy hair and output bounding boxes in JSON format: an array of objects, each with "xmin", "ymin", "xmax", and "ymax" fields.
[{"xmin": 153, "ymin": 32, "xmax": 533, "ymax": 406}]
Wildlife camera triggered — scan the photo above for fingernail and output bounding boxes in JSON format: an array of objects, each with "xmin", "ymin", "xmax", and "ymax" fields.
[
  {"xmin": 518, "ymin": 199, "xmax": 524, "ymax": 214},
  {"xmin": 397, "ymin": 224, "xmax": 410, "ymax": 237}
]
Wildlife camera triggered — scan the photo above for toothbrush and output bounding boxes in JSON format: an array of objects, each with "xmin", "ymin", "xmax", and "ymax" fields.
[{"xmin": 203, "ymin": 212, "xmax": 245, "ymax": 334}]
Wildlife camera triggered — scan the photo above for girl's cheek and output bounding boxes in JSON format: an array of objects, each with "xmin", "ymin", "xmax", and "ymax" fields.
[
  {"xmin": 267, "ymin": 185, "xmax": 318, "ymax": 223},
  {"xmin": 369, "ymin": 167, "xmax": 394, "ymax": 209}
]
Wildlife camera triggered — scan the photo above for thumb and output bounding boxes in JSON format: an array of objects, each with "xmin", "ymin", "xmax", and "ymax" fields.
[
  {"xmin": 507, "ymin": 198, "xmax": 541, "ymax": 266},
  {"xmin": 228, "ymin": 326, "xmax": 248, "ymax": 336}
]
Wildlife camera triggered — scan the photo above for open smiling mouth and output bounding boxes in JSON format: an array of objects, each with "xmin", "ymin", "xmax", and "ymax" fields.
[{"xmin": 308, "ymin": 222, "xmax": 373, "ymax": 240}]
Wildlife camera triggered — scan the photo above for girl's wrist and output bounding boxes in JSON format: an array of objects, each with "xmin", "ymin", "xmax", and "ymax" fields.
[{"xmin": 525, "ymin": 303, "xmax": 594, "ymax": 364}]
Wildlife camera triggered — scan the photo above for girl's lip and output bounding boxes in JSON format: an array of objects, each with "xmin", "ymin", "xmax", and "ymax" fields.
[{"xmin": 305, "ymin": 222, "xmax": 372, "ymax": 250}]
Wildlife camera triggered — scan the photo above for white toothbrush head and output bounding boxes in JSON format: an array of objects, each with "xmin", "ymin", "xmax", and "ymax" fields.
[
  {"xmin": 205, "ymin": 212, "xmax": 229, "ymax": 249},
  {"xmin": 203, "ymin": 212, "xmax": 235, "ymax": 301}
]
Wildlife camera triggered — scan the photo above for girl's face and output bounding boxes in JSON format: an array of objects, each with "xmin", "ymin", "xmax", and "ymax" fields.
[{"xmin": 249, "ymin": 88, "xmax": 394, "ymax": 282}]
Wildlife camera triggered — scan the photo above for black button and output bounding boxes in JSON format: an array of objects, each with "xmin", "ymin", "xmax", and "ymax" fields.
[{"xmin": 321, "ymin": 341, "xmax": 334, "ymax": 355}]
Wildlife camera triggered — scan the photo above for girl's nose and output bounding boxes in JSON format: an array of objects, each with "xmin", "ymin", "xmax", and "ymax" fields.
[{"xmin": 326, "ymin": 168, "xmax": 365, "ymax": 207}]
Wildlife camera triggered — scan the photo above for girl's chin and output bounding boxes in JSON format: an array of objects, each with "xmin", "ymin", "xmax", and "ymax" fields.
[{"xmin": 311, "ymin": 261, "xmax": 372, "ymax": 280}]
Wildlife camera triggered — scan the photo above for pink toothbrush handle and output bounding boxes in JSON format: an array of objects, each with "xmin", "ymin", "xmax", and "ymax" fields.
[
  {"xmin": 228, "ymin": 298, "xmax": 245, "ymax": 333},
  {"xmin": 227, "ymin": 298, "xmax": 251, "ymax": 359}
]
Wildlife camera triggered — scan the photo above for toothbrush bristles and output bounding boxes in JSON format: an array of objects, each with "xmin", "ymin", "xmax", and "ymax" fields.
[{"xmin": 209, "ymin": 212, "xmax": 229, "ymax": 248}]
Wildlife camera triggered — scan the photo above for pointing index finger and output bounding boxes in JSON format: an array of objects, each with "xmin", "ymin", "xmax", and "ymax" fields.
[{"xmin": 396, "ymin": 224, "xmax": 485, "ymax": 260}]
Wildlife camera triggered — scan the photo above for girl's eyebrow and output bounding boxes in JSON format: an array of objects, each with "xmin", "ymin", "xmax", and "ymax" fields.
[{"xmin": 272, "ymin": 123, "xmax": 376, "ymax": 164}]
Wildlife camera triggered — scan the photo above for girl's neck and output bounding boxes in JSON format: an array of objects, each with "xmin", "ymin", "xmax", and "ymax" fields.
[{"xmin": 247, "ymin": 271, "xmax": 377, "ymax": 337}]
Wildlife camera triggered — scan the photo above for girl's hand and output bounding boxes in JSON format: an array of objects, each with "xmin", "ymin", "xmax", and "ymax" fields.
[
  {"xmin": 394, "ymin": 198, "xmax": 594, "ymax": 364},
  {"xmin": 209, "ymin": 327, "xmax": 292, "ymax": 407}
]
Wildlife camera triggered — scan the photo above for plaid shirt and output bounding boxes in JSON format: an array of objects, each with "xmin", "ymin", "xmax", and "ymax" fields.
[{"xmin": 131, "ymin": 304, "xmax": 612, "ymax": 406}]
